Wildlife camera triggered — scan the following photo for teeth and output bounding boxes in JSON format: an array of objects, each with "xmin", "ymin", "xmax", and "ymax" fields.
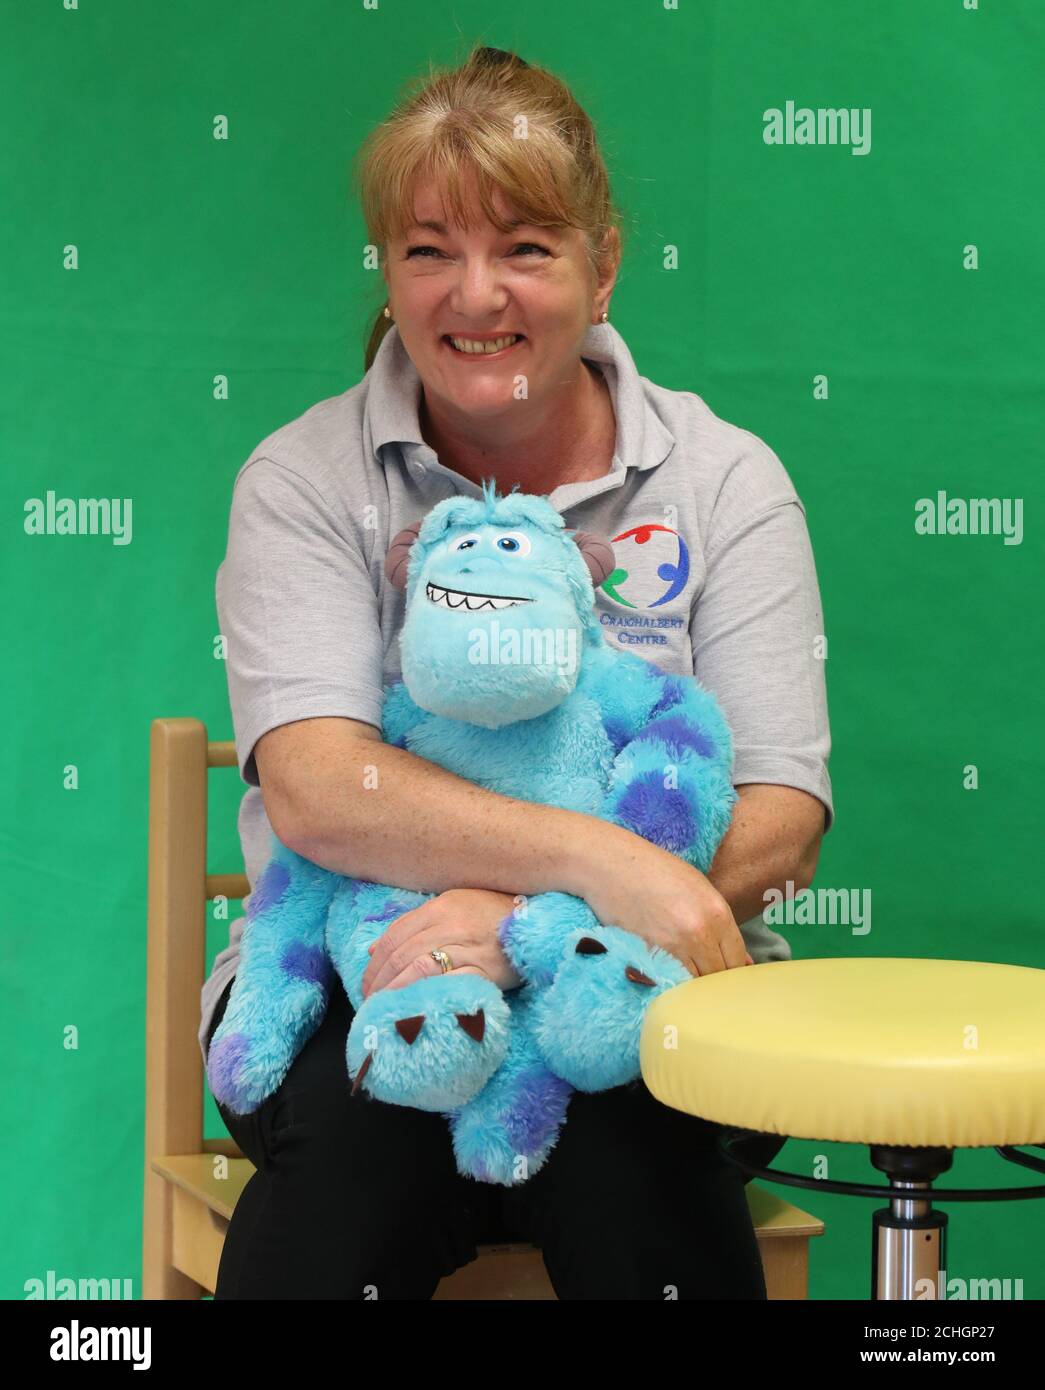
[
  {"xmin": 425, "ymin": 582, "xmax": 531, "ymax": 612},
  {"xmin": 447, "ymin": 335, "xmax": 521, "ymax": 355}
]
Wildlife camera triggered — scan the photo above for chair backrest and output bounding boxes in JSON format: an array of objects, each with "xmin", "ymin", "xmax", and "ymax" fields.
[{"xmin": 145, "ymin": 718, "xmax": 249, "ymax": 1169}]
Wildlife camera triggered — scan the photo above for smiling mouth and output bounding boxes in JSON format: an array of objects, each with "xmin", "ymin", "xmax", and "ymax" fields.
[
  {"xmin": 426, "ymin": 582, "xmax": 532, "ymax": 612},
  {"xmin": 442, "ymin": 334, "xmax": 525, "ymax": 357}
]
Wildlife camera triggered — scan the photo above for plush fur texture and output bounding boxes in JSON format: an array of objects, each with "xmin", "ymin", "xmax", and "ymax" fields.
[{"xmin": 207, "ymin": 483, "xmax": 737, "ymax": 1187}]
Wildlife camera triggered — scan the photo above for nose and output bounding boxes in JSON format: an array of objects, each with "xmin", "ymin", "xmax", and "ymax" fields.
[
  {"xmin": 449, "ymin": 261, "xmax": 510, "ymax": 320},
  {"xmin": 456, "ymin": 553, "xmax": 501, "ymax": 575}
]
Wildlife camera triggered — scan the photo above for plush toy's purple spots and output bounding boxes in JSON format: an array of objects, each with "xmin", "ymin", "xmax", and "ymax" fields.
[
  {"xmin": 602, "ymin": 716, "xmax": 632, "ymax": 755},
  {"xmin": 281, "ymin": 941, "xmax": 333, "ymax": 985},
  {"xmin": 504, "ymin": 1068, "xmax": 573, "ymax": 1154},
  {"xmin": 496, "ymin": 909, "xmax": 518, "ymax": 950},
  {"xmin": 633, "ymin": 713, "xmax": 716, "ymax": 760},
  {"xmin": 248, "ymin": 860, "xmax": 291, "ymax": 918},
  {"xmin": 362, "ymin": 899, "xmax": 413, "ymax": 925},
  {"xmin": 207, "ymin": 1032, "xmax": 251, "ymax": 1107},
  {"xmin": 648, "ymin": 671, "xmax": 687, "ymax": 717},
  {"xmin": 615, "ymin": 773, "xmax": 697, "ymax": 854}
]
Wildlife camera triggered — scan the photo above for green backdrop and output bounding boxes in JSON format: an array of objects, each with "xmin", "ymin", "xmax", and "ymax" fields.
[{"xmin": 3, "ymin": 0, "xmax": 1042, "ymax": 1302}]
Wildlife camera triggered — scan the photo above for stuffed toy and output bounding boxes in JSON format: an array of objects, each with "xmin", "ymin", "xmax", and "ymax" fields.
[{"xmin": 207, "ymin": 483, "xmax": 737, "ymax": 1186}]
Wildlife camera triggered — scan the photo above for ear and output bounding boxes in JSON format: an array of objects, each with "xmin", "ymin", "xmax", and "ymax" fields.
[
  {"xmin": 570, "ymin": 531, "xmax": 616, "ymax": 586},
  {"xmin": 385, "ymin": 520, "xmax": 424, "ymax": 591}
]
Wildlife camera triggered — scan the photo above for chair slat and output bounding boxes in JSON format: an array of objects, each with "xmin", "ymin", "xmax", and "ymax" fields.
[
  {"xmin": 207, "ymin": 741, "xmax": 238, "ymax": 769},
  {"xmin": 206, "ymin": 873, "xmax": 250, "ymax": 902}
]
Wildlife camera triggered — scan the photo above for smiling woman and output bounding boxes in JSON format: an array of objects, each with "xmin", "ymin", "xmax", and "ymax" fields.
[
  {"xmin": 203, "ymin": 39, "xmax": 833, "ymax": 1302},
  {"xmin": 355, "ymin": 50, "xmax": 621, "ymax": 497}
]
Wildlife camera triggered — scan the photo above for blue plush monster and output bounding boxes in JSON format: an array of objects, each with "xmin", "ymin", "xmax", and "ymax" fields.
[{"xmin": 207, "ymin": 483, "xmax": 738, "ymax": 1186}]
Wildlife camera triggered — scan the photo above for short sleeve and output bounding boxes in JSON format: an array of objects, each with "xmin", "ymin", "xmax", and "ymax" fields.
[
  {"xmin": 215, "ymin": 455, "xmax": 385, "ymax": 787},
  {"xmin": 690, "ymin": 453, "xmax": 834, "ymax": 834}
]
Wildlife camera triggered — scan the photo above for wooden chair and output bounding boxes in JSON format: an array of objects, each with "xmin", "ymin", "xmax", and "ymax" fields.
[{"xmin": 143, "ymin": 716, "xmax": 825, "ymax": 1299}]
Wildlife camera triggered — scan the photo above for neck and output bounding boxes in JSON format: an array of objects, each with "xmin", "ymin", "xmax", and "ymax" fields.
[{"xmin": 418, "ymin": 359, "xmax": 616, "ymax": 496}]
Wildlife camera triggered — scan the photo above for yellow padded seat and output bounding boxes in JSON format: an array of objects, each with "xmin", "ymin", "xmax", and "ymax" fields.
[{"xmin": 641, "ymin": 957, "xmax": 1045, "ymax": 1150}]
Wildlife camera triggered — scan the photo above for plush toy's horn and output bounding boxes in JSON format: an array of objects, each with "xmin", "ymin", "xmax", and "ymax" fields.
[
  {"xmin": 571, "ymin": 531, "xmax": 616, "ymax": 586},
  {"xmin": 384, "ymin": 520, "xmax": 424, "ymax": 590}
]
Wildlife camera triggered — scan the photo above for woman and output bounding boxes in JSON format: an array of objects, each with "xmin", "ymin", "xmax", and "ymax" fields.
[{"xmin": 202, "ymin": 43, "xmax": 833, "ymax": 1300}]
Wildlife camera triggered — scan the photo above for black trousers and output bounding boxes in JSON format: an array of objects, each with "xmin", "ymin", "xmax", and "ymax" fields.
[{"xmin": 206, "ymin": 973, "xmax": 786, "ymax": 1300}]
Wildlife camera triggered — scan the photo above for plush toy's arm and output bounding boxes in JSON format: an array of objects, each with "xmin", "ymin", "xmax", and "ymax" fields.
[
  {"xmin": 597, "ymin": 664, "xmax": 737, "ymax": 874},
  {"xmin": 497, "ymin": 647, "xmax": 737, "ymax": 986},
  {"xmin": 206, "ymin": 832, "xmax": 343, "ymax": 1114}
]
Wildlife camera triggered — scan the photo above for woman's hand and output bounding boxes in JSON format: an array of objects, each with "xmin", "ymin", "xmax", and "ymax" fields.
[
  {"xmin": 360, "ymin": 888, "xmax": 524, "ymax": 996},
  {"xmin": 570, "ymin": 829, "xmax": 753, "ymax": 977}
]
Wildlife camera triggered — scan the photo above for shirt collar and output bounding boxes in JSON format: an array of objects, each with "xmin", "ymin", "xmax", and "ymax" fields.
[{"xmin": 363, "ymin": 321, "xmax": 676, "ymax": 481}]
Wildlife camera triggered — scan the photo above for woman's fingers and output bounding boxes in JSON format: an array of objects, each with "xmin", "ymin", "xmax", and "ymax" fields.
[
  {"xmin": 367, "ymin": 924, "xmax": 520, "ymax": 995},
  {"xmin": 687, "ymin": 937, "xmax": 728, "ymax": 977},
  {"xmin": 363, "ymin": 890, "xmax": 517, "ymax": 994},
  {"xmin": 687, "ymin": 936, "xmax": 752, "ymax": 976},
  {"xmin": 375, "ymin": 946, "xmax": 467, "ymax": 993},
  {"xmin": 692, "ymin": 895, "xmax": 749, "ymax": 974},
  {"xmin": 720, "ymin": 929, "xmax": 751, "ymax": 971},
  {"xmin": 364, "ymin": 925, "xmax": 462, "ymax": 995},
  {"xmin": 360, "ymin": 901, "xmax": 437, "ymax": 993},
  {"xmin": 380, "ymin": 961, "xmax": 490, "ymax": 992}
]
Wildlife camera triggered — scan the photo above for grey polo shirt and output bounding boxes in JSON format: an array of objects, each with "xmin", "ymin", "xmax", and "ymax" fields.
[{"xmin": 199, "ymin": 321, "xmax": 834, "ymax": 1063}]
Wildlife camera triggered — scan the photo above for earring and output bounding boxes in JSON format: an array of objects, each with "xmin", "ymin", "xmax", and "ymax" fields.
[
  {"xmin": 383, "ymin": 305, "xmax": 392, "ymax": 320},
  {"xmin": 600, "ymin": 310, "xmax": 609, "ymax": 323}
]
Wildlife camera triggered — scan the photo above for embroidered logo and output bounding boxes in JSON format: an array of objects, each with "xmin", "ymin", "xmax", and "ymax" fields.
[{"xmin": 599, "ymin": 523, "xmax": 690, "ymax": 609}]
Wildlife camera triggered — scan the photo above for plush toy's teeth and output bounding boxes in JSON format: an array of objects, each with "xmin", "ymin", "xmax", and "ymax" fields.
[
  {"xmin": 464, "ymin": 593, "xmax": 516, "ymax": 610},
  {"xmin": 425, "ymin": 583, "xmax": 526, "ymax": 612}
]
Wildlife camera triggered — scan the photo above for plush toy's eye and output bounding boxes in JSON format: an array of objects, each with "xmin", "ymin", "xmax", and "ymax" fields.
[
  {"xmin": 494, "ymin": 531, "xmax": 532, "ymax": 556},
  {"xmin": 451, "ymin": 532, "xmax": 481, "ymax": 552}
]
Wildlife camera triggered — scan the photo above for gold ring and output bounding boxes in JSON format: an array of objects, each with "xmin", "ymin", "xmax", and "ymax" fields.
[{"xmin": 430, "ymin": 948, "xmax": 453, "ymax": 974}]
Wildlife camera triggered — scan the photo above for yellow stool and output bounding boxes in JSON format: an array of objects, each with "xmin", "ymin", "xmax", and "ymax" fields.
[{"xmin": 641, "ymin": 957, "xmax": 1045, "ymax": 1299}]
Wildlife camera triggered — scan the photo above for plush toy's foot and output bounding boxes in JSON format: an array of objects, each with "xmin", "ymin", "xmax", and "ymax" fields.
[
  {"xmin": 531, "ymin": 925, "xmax": 690, "ymax": 1091},
  {"xmin": 207, "ymin": 984, "xmax": 330, "ymax": 1115},
  {"xmin": 450, "ymin": 1001, "xmax": 573, "ymax": 1186},
  {"xmin": 346, "ymin": 973, "xmax": 511, "ymax": 1112}
]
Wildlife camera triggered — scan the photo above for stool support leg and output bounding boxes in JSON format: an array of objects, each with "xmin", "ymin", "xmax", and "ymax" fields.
[{"xmin": 870, "ymin": 1146, "xmax": 953, "ymax": 1300}]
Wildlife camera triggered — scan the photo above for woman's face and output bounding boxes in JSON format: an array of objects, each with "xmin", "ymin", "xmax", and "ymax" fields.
[{"xmin": 383, "ymin": 172, "xmax": 615, "ymax": 424}]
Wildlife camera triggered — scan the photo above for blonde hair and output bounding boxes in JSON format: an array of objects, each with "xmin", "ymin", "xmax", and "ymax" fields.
[{"xmin": 352, "ymin": 42, "xmax": 626, "ymax": 371}]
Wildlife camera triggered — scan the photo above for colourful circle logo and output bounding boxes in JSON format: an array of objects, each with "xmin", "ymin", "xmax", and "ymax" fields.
[{"xmin": 600, "ymin": 523, "xmax": 690, "ymax": 609}]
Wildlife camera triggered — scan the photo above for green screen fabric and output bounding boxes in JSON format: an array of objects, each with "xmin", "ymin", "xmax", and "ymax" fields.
[{"xmin": 2, "ymin": 0, "xmax": 1041, "ymax": 1302}]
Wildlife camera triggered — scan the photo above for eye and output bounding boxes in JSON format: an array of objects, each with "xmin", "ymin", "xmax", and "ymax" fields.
[
  {"xmin": 494, "ymin": 531, "xmax": 531, "ymax": 556},
  {"xmin": 406, "ymin": 243, "xmax": 549, "ymax": 259},
  {"xmin": 451, "ymin": 532, "xmax": 481, "ymax": 552}
]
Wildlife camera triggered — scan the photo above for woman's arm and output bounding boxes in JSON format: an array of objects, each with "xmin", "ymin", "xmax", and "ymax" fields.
[
  {"xmin": 258, "ymin": 715, "xmax": 615, "ymax": 899},
  {"xmin": 687, "ymin": 450, "xmax": 835, "ymax": 912},
  {"xmin": 258, "ymin": 714, "xmax": 746, "ymax": 977},
  {"xmin": 706, "ymin": 783, "xmax": 825, "ymax": 924}
]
